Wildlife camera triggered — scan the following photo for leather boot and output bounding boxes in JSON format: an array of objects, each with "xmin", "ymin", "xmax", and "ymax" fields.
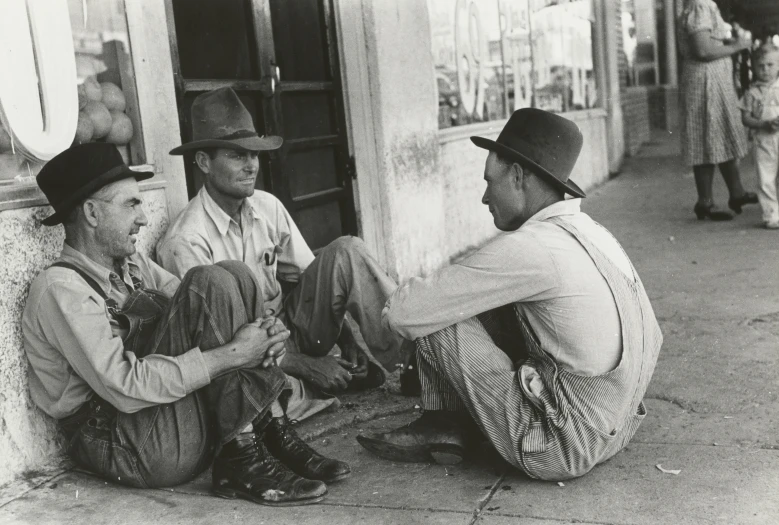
[
  {"xmin": 212, "ymin": 433, "xmax": 327, "ymax": 506},
  {"xmin": 264, "ymin": 417, "xmax": 351, "ymax": 483},
  {"xmin": 356, "ymin": 411, "xmax": 477, "ymax": 465}
]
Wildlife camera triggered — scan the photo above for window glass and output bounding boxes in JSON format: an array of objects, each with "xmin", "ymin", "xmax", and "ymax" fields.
[
  {"xmin": 0, "ymin": 0, "xmax": 143, "ymax": 188},
  {"xmin": 429, "ymin": 0, "xmax": 599, "ymax": 129},
  {"xmin": 621, "ymin": 0, "xmax": 658, "ymax": 86}
]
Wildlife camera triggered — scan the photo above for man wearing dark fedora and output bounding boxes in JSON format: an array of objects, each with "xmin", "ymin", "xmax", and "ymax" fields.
[
  {"xmin": 157, "ymin": 88, "xmax": 406, "ymax": 420},
  {"xmin": 357, "ymin": 109, "xmax": 663, "ymax": 481},
  {"xmin": 23, "ymin": 142, "xmax": 352, "ymax": 506}
]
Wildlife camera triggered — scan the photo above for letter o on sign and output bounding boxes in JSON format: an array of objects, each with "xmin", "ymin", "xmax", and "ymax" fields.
[{"xmin": 0, "ymin": 0, "xmax": 77, "ymax": 161}]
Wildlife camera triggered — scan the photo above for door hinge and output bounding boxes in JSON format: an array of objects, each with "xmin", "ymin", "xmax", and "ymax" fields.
[{"xmin": 346, "ymin": 155, "xmax": 357, "ymax": 180}]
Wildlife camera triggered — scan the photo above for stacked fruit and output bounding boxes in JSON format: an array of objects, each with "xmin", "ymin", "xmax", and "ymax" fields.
[{"xmin": 75, "ymin": 77, "xmax": 133, "ymax": 146}]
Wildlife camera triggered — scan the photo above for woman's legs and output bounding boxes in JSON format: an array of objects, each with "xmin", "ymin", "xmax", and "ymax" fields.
[
  {"xmin": 693, "ymin": 164, "xmax": 716, "ymax": 204},
  {"xmin": 718, "ymin": 159, "xmax": 745, "ymax": 199}
]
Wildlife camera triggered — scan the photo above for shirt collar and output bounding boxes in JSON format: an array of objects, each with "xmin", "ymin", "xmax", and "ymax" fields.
[
  {"xmin": 199, "ymin": 187, "xmax": 260, "ymax": 237},
  {"xmin": 59, "ymin": 243, "xmax": 140, "ymax": 295},
  {"xmin": 525, "ymin": 198, "xmax": 582, "ymax": 224}
]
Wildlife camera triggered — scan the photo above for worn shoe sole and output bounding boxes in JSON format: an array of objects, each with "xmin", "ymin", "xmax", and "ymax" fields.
[
  {"xmin": 355, "ymin": 435, "xmax": 464, "ymax": 465},
  {"xmin": 213, "ymin": 486, "xmax": 327, "ymax": 507},
  {"xmin": 321, "ymin": 471, "xmax": 352, "ymax": 483}
]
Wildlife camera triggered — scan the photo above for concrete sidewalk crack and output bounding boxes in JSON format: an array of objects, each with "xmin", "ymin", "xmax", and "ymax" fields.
[{"xmin": 467, "ymin": 470, "xmax": 508, "ymax": 525}]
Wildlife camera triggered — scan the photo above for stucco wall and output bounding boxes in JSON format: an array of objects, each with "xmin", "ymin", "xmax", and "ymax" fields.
[
  {"xmin": 356, "ymin": 0, "xmax": 612, "ymax": 282},
  {"xmin": 0, "ymin": 187, "xmax": 169, "ymax": 485}
]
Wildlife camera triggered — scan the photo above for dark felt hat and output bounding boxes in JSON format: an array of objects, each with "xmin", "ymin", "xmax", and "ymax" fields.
[
  {"xmin": 170, "ymin": 87, "xmax": 283, "ymax": 155},
  {"xmin": 37, "ymin": 143, "xmax": 153, "ymax": 226},
  {"xmin": 471, "ymin": 108, "xmax": 585, "ymax": 198}
]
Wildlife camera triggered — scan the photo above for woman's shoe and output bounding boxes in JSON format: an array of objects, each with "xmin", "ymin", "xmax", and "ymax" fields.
[
  {"xmin": 727, "ymin": 192, "xmax": 758, "ymax": 214},
  {"xmin": 694, "ymin": 202, "xmax": 733, "ymax": 221}
]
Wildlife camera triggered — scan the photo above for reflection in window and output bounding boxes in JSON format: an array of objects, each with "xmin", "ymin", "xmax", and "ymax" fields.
[
  {"xmin": 621, "ymin": 0, "xmax": 658, "ymax": 86},
  {"xmin": 428, "ymin": 0, "xmax": 599, "ymax": 129},
  {"xmin": 0, "ymin": 0, "xmax": 142, "ymax": 187}
]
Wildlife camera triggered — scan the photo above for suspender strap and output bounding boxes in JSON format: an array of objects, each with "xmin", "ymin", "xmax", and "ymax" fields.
[{"xmin": 49, "ymin": 261, "xmax": 108, "ymax": 300}]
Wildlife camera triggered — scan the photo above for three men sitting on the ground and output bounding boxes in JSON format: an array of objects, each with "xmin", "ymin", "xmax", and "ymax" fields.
[{"xmin": 22, "ymin": 98, "xmax": 662, "ymax": 508}]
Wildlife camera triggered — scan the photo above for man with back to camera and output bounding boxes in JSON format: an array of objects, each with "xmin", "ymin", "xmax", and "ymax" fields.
[
  {"xmin": 23, "ymin": 142, "xmax": 351, "ymax": 506},
  {"xmin": 157, "ymin": 88, "xmax": 411, "ymax": 420},
  {"xmin": 357, "ymin": 109, "xmax": 663, "ymax": 480}
]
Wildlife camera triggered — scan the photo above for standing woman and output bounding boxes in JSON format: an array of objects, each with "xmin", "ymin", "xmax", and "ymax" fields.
[{"xmin": 679, "ymin": 0, "xmax": 758, "ymax": 220}]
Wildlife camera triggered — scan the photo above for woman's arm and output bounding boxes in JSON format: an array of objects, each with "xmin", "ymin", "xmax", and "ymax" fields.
[{"xmin": 689, "ymin": 31, "xmax": 750, "ymax": 62}]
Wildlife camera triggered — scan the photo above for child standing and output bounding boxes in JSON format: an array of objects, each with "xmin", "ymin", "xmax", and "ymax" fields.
[{"xmin": 741, "ymin": 44, "xmax": 779, "ymax": 229}]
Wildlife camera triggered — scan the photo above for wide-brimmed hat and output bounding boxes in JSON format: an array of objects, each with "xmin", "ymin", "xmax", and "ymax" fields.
[
  {"xmin": 471, "ymin": 108, "xmax": 585, "ymax": 198},
  {"xmin": 37, "ymin": 143, "xmax": 153, "ymax": 226},
  {"xmin": 170, "ymin": 87, "xmax": 283, "ymax": 155}
]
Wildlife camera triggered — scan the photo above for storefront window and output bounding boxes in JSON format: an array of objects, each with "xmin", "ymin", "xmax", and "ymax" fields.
[
  {"xmin": 429, "ymin": 0, "xmax": 599, "ymax": 129},
  {"xmin": 0, "ymin": 0, "xmax": 143, "ymax": 188},
  {"xmin": 621, "ymin": 0, "xmax": 658, "ymax": 86}
]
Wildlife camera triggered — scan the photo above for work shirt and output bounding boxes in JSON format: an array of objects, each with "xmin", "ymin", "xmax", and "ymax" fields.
[
  {"xmin": 157, "ymin": 188, "xmax": 315, "ymax": 315},
  {"xmin": 22, "ymin": 244, "xmax": 211, "ymax": 419},
  {"xmin": 384, "ymin": 199, "xmax": 632, "ymax": 376}
]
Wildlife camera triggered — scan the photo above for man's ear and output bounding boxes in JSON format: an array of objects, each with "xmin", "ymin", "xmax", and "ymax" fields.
[
  {"xmin": 510, "ymin": 162, "xmax": 525, "ymax": 189},
  {"xmin": 194, "ymin": 151, "xmax": 211, "ymax": 174},
  {"xmin": 82, "ymin": 200, "xmax": 100, "ymax": 228}
]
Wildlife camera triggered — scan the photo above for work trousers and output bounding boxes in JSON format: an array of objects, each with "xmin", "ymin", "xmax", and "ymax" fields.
[
  {"xmin": 282, "ymin": 236, "xmax": 402, "ymax": 370},
  {"xmin": 754, "ymin": 132, "xmax": 779, "ymax": 223},
  {"xmin": 63, "ymin": 261, "xmax": 286, "ymax": 488},
  {"xmin": 415, "ymin": 307, "xmax": 532, "ymax": 470}
]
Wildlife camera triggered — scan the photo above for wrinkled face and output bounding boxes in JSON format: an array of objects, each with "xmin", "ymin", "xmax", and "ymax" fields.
[
  {"xmin": 755, "ymin": 51, "xmax": 779, "ymax": 83},
  {"xmin": 481, "ymin": 152, "xmax": 526, "ymax": 231},
  {"xmin": 90, "ymin": 178, "xmax": 147, "ymax": 260},
  {"xmin": 201, "ymin": 148, "xmax": 261, "ymax": 200}
]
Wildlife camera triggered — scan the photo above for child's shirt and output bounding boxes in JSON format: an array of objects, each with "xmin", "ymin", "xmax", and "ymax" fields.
[{"xmin": 740, "ymin": 78, "xmax": 779, "ymax": 139}]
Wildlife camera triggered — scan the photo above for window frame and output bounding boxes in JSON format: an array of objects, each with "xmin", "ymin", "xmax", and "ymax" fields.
[{"xmin": 430, "ymin": 0, "xmax": 608, "ymax": 138}]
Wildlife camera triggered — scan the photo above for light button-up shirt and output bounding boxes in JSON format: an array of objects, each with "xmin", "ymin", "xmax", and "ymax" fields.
[
  {"xmin": 157, "ymin": 188, "xmax": 315, "ymax": 316},
  {"xmin": 22, "ymin": 244, "xmax": 210, "ymax": 418}
]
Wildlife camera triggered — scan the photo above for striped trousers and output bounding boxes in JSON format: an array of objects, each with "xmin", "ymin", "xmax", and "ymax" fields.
[{"xmin": 416, "ymin": 307, "xmax": 533, "ymax": 471}]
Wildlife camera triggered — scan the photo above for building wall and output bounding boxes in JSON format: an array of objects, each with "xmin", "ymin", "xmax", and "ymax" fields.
[
  {"xmin": 0, "ymin": 188, "xmax": 169, "ymax": 485},
  {"xmin": 344, "ymin": 0, "xmax": 613, "ymax": 282}
]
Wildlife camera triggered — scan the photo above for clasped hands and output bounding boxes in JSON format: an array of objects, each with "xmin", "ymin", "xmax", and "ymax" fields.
[{"xmin": 232, "ymin": 316, "xmax": 290, "ymax": 369}]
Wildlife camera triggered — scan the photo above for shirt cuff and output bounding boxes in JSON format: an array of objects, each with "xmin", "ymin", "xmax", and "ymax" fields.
[{"xmin": 177, "ymin": 348, "xmax": 211, "ymax": 393}]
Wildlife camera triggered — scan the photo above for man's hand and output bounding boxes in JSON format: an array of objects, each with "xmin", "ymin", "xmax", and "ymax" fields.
[
  {"xmin": 231, "ymin": 318, "xmax": 290, "ymax": 369},
  {"xmin": 336, "ymin": 344, "xmax": 369, "ymax": 380},
  {"xmin": 259, "ymin": 317, "xmax": 288, "ymax": 368},
  {"xmin": 281, "ymin": 353, "xmax": 352, "ymax": 392}
]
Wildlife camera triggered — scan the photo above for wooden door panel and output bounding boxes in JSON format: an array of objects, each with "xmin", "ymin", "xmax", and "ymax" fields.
[
  {"xmin": 171, "ymin": 0, "xmax": 257, "ymax": 80},
  {"xmin": 293, "ymin": 202, "xmax": 344, "ymax": 250},
  {"xmin": 269, "ymin": 0, "xmax": 330, "ymax": 82},
  {"xmin": 280, "ymin": 92, "xmax": 336, "ymax": 139},
  {"xmin": 285, "ymin": 148, "xmax": 340, "ymax": 198}
]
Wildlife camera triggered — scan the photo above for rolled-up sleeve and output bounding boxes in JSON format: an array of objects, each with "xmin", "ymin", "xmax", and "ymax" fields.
[
  {"xmin": 36, "ymin": 279, "xmax": 210, "ymax": 414},
  {"xmin": 383, "ymin": 231, "xmax": 559, "ymax": 340}
]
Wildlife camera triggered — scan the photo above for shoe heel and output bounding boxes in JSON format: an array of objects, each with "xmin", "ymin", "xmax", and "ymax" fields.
[
  {"xmin": 212, "ymin": 485, "xmax": 238, "ymax": 500},
  {"xmin": 430, "ymin": 444, "xmax": 464, "ymax": 465},
  {"xmin": 694, "ymin": 205, "xmax": 706, "ymax": 220}
]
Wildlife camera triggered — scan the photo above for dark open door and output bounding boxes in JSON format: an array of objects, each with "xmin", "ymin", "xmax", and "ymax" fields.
[{"xmin": 166, "ymin": 0, "xmax": 356, "ymax": 250}]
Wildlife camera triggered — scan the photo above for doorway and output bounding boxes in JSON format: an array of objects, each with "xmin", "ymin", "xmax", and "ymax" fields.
[{"xmin": 166, "ymin": 0, "xmax": 357, "ymax": 250}]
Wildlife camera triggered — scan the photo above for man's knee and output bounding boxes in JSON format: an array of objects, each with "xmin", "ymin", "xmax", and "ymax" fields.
[
  {"xmin": 215, "ymin": 259, "xmax": 254, "ymax": 278},
  {"xmin": 321, "ymin": 235, "xmax": 367, "ymax": 259},
  {"xmin": 182, "ymin": 264, "xmax": 238, "ymax": 295}
]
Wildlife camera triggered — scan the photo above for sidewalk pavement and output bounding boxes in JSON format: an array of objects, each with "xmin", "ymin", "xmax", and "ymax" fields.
[{"xmin": 1, "ymin": 131, "xmax": 777, "ymax": 525}]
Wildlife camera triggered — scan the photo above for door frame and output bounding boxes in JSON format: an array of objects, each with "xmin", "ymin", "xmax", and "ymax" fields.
[{"xmin": 332, "ymin": 0, "xmax": 393, "ymax": 273}]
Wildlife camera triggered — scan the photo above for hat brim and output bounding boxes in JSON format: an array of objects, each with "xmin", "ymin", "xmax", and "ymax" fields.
[
  {"xmin": 169, "ymin": 135, "xmax": 283, "ymax": 155},
  {"xmin": 41, "ymin": 166, "xmax": 154, "ymax": 226},
  {"xmin": 470, "ymin": 136, "xmax": 586, "ymax": 199}
]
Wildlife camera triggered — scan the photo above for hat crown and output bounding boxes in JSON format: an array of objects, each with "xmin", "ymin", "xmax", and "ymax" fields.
[
  {"xmin": 37, "ymin": 143, "xmax": 125, "ymax": 207},
  {"xmin": 496, "ymin": 108, "xmax": 583, "ymax": 184},
  {"xmin": 190, "ymin": 87, "xmax": 258, "ymax": 142}
]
